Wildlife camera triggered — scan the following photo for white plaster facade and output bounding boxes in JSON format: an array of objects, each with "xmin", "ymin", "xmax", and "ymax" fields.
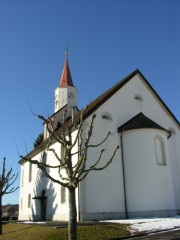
[{"xmin": 18, "ymin": 68, "xmax": 180, "ymax": 221}]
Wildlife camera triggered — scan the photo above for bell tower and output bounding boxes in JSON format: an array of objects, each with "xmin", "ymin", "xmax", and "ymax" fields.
[{"xmin": 54, "ymin": 49, "xmax": 78, "ymax": 113}]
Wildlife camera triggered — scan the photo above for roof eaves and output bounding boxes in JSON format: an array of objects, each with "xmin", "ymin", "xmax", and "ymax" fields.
[
  {"xmin": 78, "ymin": 69, "xmax": 140, "ymax": 120},
  {"xmin": 80, "ymin": 69, "xmax": 179, "ymax": 127},
  {"xmin": 137, "ymin": 71, "xmax": 180, "ymax": 128},
  {"xmin": 118, "ymin": 112, "xmax": 170, "ymax": 136}
]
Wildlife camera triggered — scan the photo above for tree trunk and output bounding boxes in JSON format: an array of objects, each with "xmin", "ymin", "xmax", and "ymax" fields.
[
  {"xmin": 0, "ymin": 194, "xmax": 2, "ymax": 235},
  {"xmin": 68, "ymin": 186, "xmax": 77, "ymax": 240}
]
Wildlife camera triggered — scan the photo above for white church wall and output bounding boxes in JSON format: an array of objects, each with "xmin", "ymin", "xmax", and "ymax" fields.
[
  {"xmin": 125, "ymin": 74, "xmax": 180, "ymax": 212},
  {"xmin": 168, "ymin": 131, "xmax": 180, "ymax": 212},
  {"xmin": 80, "ymin": 74, "xmax": 179, "ymax": 220},
  {"xmin": 18, "ymin": 155, "xmax": 39, "ymax": 220},
  {"xmin": 122, "ymin": 128, "xmax": 176, "ymax": 217},
  {"xmin": 19, "ymin": 127, "xmax": 80, "ymax": 221},
  {"xmin": 18, "ymin": 165, "xmax": 24, "ymax": 220},
  {"xmin": 79, "ymin": 105, "xmax": 126, "ymax": 221},
  {"xmin": 103, "ymin": 73, "xmax": 180, "ymax": 213},
  {"xmin": 45, "ymin": 130, "xmax": 79, "ymax": 221}
]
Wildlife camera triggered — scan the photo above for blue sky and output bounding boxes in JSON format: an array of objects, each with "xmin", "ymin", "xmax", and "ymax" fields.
[{"xmin": 0, "ymin": 0, "xmax": 179, "ymax": 204}]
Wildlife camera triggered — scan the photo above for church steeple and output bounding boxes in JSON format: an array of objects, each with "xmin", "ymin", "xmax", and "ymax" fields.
[
  {"xmin": 54, "ymin": 49, "xmax": 78, "ymax": 113},
  {"xmin": 59, "ymin": 49, "xmax": 74, "ymax": 87}
]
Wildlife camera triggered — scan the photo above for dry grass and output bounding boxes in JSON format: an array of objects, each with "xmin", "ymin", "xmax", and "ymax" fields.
[{"xmin": 0, "ymin": 222, "xmax": 132, "ymax": 240}]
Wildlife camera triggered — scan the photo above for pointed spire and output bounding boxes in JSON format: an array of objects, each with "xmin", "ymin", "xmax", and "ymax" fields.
[{"xmin": 59, "ymin": 46, "xmax": 74, "ymax": 87}]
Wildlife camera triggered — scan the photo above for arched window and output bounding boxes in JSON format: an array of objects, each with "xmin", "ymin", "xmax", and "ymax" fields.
[
  {"xmin": 41, "ymin": 152, "xmax": 47, "ymax": 177},
  {"xmin": 28, "ymin": 194, "xmax": 31, "ymax": 208},
  {"xmin": 154, "ymin": 135, "xmax": 166, "ymax": 165},
  {"xmin": 61, "ymin": 186, "xmax": 66, "ymax": 204},
  {"xmin": 29, "ymin": 163, "xmax": 32, "ymax": 182}
]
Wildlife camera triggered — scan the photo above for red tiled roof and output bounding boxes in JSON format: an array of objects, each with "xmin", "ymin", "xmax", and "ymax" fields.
[{"xmin": 2, "ymin": 204, "xmax": 19, "ymax": 212}]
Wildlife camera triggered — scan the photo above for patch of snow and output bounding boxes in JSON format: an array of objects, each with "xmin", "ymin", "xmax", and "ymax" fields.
[
  {"xmin": 17, "ymin": 221, "xmax": 46, "ymax": 224},
  {"xmin": 101, "ymin": 216, "xmax": 180, "ymax": 233}
]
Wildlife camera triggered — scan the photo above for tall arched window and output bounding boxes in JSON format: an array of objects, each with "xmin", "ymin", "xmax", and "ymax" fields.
[
  {"xmin": 28, "ymin": 194, "xmax": 31, "ymax": 208},
  {"xmin": 41, "ymin": 152, "xmax": 47, "ymax": 177},
  {"xmin": 61, "ymin": 186, "xmax": 66, "ymax": 204},
  {"xmin": 154, "ymin": 135, "xmax": 166, "ymax": 165},
  {"xmin": 61, "ymin": 145, "xmax": 65, "ymax": 161},
  {"xmin": 22, "ymin": 170, "xmax": 24, "ymax": 187},
  {"xmin": 29, "ymin": 163, "xmax": 32, "ymax": 182}
]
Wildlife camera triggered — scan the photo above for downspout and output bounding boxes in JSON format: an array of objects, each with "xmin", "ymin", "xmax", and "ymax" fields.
[
  {"xmin": 120, "ymin": 131, "xmax": 129, "ymax": 219},
  {"xmin": 78, "ymin": 182, "xmax": 81, "ymax": 221},
  {"xmin": 77, "ymin": 136, "xmax": 81, "ymax": 222}
]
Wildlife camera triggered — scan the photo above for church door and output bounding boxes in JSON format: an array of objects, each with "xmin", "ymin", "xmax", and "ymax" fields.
[{"xmin": 40, "ymin": 190, "xmax": 47, "ymax": 221}]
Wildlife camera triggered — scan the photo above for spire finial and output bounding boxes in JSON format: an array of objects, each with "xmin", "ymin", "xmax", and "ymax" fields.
[
  {"xmin": 59, "ymin": 45, "xmax": 74, "ymax": 87},
  {"xmin": 65, "ymin": 45, "xmax": 68, "ymax": 61}
]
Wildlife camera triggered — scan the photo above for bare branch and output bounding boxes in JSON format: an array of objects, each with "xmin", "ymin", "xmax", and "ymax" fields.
[
  {"xmin": 38, "ymin": 164, "xmax": 69, "ymax": 188},
  {"xmin": 47, "ymin": 147, "xmax": 64, "ymax": 164},
  {"xmin": 20, "ymin": 105, "xmax": 120, "ymax": 192},
  {"xmin": 20, "ymin": 156, "xmax": 61, "ymax": 169},
  {"xmin": 46, "ymin": 147, "xmax": 69, "ymax": 174},
  {"xmin": 87, "ymin": 131, "xmax": 117, "ymax": 148},
  {"xmin": 84, "ymin": 114, "xmax": 96, "ymax": 147},
  {"xmin": 15, "ymin": 144, "xmax": 21, "ymax": 159},
  {"xmin": 86, "ymin": 148, "xmax": 105, "ymax": 171},
  {"xmin": 58, "ymin": 166, "xmax": 69, "ymax": 182},
  {"xmin": 22, "ymin": 140, "xmax": 28, "ymax": 154},
  {"xmin": 71, "ymin": 113, "xmax": 96, "ymax": 177},
  {"xmin": 79, "ymin": 145, "xmax": 120, "ymax": 182},
  {"xmin": 70, "ymin": 107, "xmax": 86, "ymax": 150},
  {"xmin": 0, "ymin": 157, "xmax": 18, "ymax": 196},
  {"xmin": 4, "ymin": 186, "xmax": 19, "ymax": 195},
  {"xmin": 38, "ymin": 114, "xmax": 65, "ymax": 146}
]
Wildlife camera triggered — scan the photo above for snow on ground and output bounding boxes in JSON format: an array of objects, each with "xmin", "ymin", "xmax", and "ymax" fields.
[
  {"xmin": 19, "ymin": 221, "xmax": 46, "ymax": 224},
  {"xmin": 19, "ymin": 216, "xmax": 180, "ymax": 234},
  {"xmin": 102, "ymin": 216, "xmax": 180, "ymax": 233}
]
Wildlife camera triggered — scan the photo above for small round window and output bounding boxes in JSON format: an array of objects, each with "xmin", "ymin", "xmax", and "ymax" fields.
[{"xmin": 134, "ymin": 94, "xmax": 143, "ymax": 101}]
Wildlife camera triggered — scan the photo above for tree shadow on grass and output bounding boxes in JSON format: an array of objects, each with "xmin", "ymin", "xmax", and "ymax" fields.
[
  {"xmin": 2, "ymin": 222, "xmax": 9, "ymax": 225},
  {"xmin": 3, "ymin": 225, "xmax": 38, "ymax": 235}
]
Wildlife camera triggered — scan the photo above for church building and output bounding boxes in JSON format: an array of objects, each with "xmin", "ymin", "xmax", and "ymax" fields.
[{"xmin": 18, "ymin": 52, "xmax": 180, "ymax": 221}]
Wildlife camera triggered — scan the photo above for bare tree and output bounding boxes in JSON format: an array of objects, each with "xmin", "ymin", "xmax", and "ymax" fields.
[
  {"xmin": 0, "ymin": 157, "xmax": 18, "ymax": 235},
  {"xmin": 21, "ymin": 108, "xmax": 119, "ymax": 240}
]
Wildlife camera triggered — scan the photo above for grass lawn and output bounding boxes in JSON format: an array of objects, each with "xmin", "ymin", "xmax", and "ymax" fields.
[{"xmin": 0, "ymin": 222, "xmax": 133, "ymax": 240}]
